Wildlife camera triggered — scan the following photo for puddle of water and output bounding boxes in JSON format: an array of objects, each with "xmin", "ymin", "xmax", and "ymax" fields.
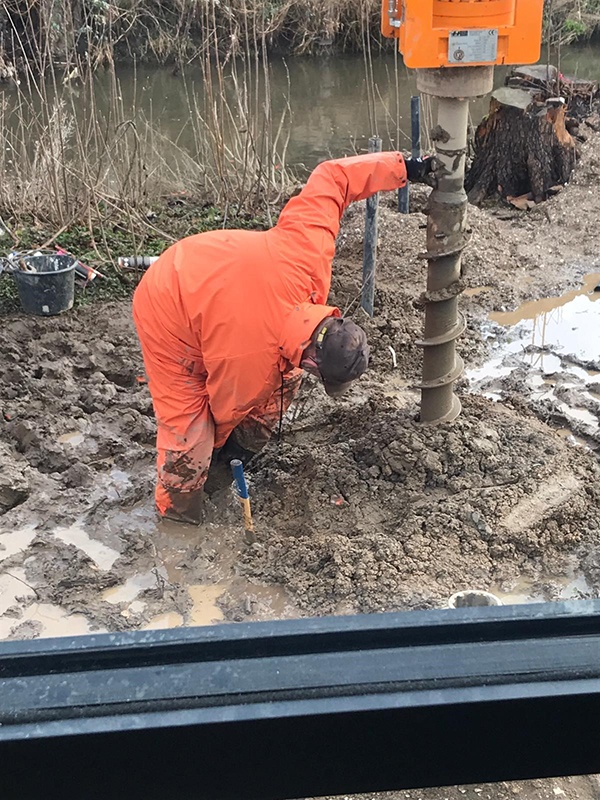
[
  {"xmin": 464, "ymin": 285, "xmax": 492, "ymax": 298},
  {"xmin": 102, "ymin": 572, "xmax": 159, "ymax": 604},
  {"xmin": 469, "ymin": 272, "xmax": 600, "ymax": 440},
  {"xmin": 491, "ymin": 272, "xmax": 600, "ymax": 328},
  {"xmin": 110, "ymin": 468, "xmax": 132, "ymax": 487},
  {"xmin": 486, "ymin": 273, "xmax": 600, "ymax": 370},
  {"xmin": 104, "ymin": 468, "xmax": 134, "ymax": 502},
  {"xmin": 556, "ymin": 428, "xmax": 591, "ymax": 448},
  {"xmin": 492, "ymin": 572, "xmax": 593, "ymax": 605},
  {"xmin": 109, "ymin": 468, "xmax": 132, "ymax": 490},
  {"xmin": 557, "ymin": 403, "xmax": 598, "ymax": 430},
  {"xmin": 57, "ymin": 431, "xmax": 85, "ymax": 446},
  {"xmin": 537, "ymin": 353, "xmax": 562, "ymax": 376},
  {"xmin": 188, "ymin": 583, "xmax": 226, "ymax": 626},
  {"xmin": 0, "ymin": 602, "xmax": 94, "ymax": 640},
  {"xmin": 0, "ymin": 525, "xmax": 37, "ymax": 563},
  {"xmin": 53, "ymin": 523, "xmax": 120, "ymax": 571},
  {"xmin": 156, "ymin": 520, "xmax": 239, "ymax": 584},
  {"xmin": 142, "ymin": 611, "xmax": 184, "ymax": 630},
  {"xmin": 242, "ymin": 583, "xmax": 295, "ymax": 618},
  {"xmin": 135, "ymin": 578, "xmax": 297, "ymax": 632}
]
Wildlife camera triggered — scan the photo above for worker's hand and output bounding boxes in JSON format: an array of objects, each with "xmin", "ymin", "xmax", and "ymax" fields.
[{"xmin": 405, "ymin": 156, "xmax": 436, "ymax": 185}]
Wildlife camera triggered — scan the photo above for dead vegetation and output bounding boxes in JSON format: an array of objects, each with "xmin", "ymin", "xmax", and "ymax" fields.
[
  {"xmin": 0, "ymin": 0, "xmax": 382, "ymax": 69},
  {"xmin": 0, "ymin": 14, "xmax": 296, "ymax": 245},
  {"xmin": 0, "ymin": 0, "xmax": 596, "ymax": 247},
  {"xmin": 545, "ymin": 0, "xmax": 600, "ymax": 45},
  {"xmin": 0, "ymin": 0, "xmax": 598, "ymax": 73}
]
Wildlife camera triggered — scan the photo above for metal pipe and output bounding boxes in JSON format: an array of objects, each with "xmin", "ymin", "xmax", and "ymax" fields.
[
  {"xmin": 361, "ymin": 135, "xmax": 382, "ymax": 317},
  {"xmin": 398, "ymin": 95, "xmax": 421, "ymax": 214},
  {"xmin": 117, "ymin": 256, "xmax": 159, "ymax": 270},
  {"xmin": 411, "ymin": 94, "xmax": 421, "ymax": 157}
]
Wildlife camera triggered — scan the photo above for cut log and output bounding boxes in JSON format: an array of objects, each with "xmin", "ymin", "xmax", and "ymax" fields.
[
  {"xmin": 505, "ymin": 64, "xmax": 599, "ymax": 121},
  {"xmin": 465, "ymin": 89, "xmax": 579, "ymax": 206},
  {"xmin": 506, "ymin": 64, "xmax": 558, "ymax": 92}
]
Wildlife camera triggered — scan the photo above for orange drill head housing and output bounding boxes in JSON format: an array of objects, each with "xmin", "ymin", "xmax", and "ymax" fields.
[{"xmin": 382, "ymin": 0, "xmax": 544, "ymax": 69}]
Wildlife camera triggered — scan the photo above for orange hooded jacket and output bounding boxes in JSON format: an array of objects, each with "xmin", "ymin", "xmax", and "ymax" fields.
[{"xmin": 134, "ymin": 151, "xmax": 407, "ymax": 453}]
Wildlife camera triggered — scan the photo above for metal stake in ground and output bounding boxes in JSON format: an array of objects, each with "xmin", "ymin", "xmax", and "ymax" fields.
[
  {"xmin": 416, "ymin": 67, "xmax": 493, "ymax": 424},
  {"xmin": 398, "ymin": 95, "xmax": 421, "ymax": 214},
  {"xmin": 361, "ymin": 135, "xmax": 382, "ymax": 317}
]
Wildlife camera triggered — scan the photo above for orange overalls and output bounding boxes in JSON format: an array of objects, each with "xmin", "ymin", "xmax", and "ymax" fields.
[{"xmin": 132, "ymin": 151, "xmax": 408, "ymax": 516}]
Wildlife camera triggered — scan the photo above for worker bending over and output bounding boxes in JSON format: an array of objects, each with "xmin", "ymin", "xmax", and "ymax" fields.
[{"xmin": 133, "ymin": 151, "xmax": 433, "ymax": 523}]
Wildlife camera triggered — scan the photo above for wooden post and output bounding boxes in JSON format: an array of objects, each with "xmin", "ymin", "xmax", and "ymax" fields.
[{"xmin": 361, "ymin": 135, "xmax": 382, "ymax": 318}]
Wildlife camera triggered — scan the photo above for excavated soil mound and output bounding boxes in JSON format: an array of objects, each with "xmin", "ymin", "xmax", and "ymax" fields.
[{"xmin": 243, "ymin": 395, "xmax": 600, "ymax": 613}]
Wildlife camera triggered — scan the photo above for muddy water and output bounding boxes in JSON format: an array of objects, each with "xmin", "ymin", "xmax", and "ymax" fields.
[
  {"xmin": 57, "ymin": 431, "xmax": 85, "ymax": 446},
  {"xmin": 0, "ymin": 495, "xmax": 301, "ymax": 640},
  {"xmin": 492, "ymin": 572, "xmax": 592, "ymax": 605},
  {"xmin": 95, "ymin": 44, "xmax": 600, "ymax": 167},
  {"xmin": 4, "ymin": 45, "xmax": 599, "ymax": 169},
  {"xmin": 54, "ymin": 522, "xmax": 121, "ymax": 570},
  {"xmin": 468, "ymin": 272, "xmax": 600, "ymax": 444}
]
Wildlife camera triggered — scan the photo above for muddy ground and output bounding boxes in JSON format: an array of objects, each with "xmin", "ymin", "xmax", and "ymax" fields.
[{"xmin": 1, "ymin": 131, "xmax": 600, "ymax": 798}]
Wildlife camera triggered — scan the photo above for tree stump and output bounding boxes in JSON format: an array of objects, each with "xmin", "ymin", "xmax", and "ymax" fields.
[
  {"xmin": 465, "ymin": 88, "xmax": 579, "ymax": 206},
  {"xmin": 506, "ymin": 64, "xmax": 599, "ymax": 121}
]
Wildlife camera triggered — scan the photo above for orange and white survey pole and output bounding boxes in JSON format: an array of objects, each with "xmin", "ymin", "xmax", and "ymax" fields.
[{"xmin": 382, "ymin": 0, "xmax": 544, "ymax": 423}]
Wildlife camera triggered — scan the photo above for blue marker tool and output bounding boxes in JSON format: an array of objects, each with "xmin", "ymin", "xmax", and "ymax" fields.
[{"xmin": 230, "ymin": 459, "xmax": 255, "ymax": 544}]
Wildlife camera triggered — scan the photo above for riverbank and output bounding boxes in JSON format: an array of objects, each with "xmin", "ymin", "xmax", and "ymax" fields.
[
  {"xmin": 2, "ymin": 40, "xmax": 598, "ymax": 318},
  {"xmin": 0, "ymin": 0, "xmax": 382, "ymax": 70},
  {"xmin": 0, "ymin": 0, "xmax": 598, "ymax": 71},
  {"xmin": 2, "ymin": 37, "xmax": 598, "ymax": 260}
]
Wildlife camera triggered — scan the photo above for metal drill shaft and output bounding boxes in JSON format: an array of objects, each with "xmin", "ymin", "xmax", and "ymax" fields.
[
  {"xmin": 419, "ymin": 95, "xmax": 469, "ymax": 423},
  {"xmin": 415, "ymin": 66, "xmax": 494, "ymax": 424}
]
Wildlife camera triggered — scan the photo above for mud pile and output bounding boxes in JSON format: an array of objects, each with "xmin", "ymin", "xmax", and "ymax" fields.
[
  {"xmin": 0, "ymin": 307, "xmax": 154, "ymax": 499},
  {"xmin": 242, "ymin": 395, "xmax": 600, "ymax": 613}
]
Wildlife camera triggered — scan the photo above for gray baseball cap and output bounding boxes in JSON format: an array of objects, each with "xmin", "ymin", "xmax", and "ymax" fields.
[{"xmin": 315, "ymin": 317, "xmax": 370, "ymax": 396}]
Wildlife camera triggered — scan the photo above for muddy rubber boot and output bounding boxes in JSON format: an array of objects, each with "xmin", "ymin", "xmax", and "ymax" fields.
[
  {"xmin": 159, "ymin": 487, "xmax": 205, "ymax": 525},
  {"xmin": 204, "ymin": 459, "xmax": 233, "ymax": 496}
]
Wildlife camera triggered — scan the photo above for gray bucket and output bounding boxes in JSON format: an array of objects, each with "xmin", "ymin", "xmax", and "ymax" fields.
[{"xmin": 13, "ymin": 254, "xmax": 76, "ymax": 316}]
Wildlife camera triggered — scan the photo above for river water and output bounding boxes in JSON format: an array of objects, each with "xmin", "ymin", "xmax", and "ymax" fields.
[
  {"xmin": 5, "ymin": 45, "xmax": 597, "ymax": 171},
  {"xmin": 112, "ymin": 45, "xmax": 600, "ymax": 166}
]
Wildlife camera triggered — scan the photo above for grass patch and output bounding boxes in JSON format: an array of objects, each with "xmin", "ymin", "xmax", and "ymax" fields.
[{"xmin": 0, "ymin": 201, "xmax": 271, "ymax": 315}]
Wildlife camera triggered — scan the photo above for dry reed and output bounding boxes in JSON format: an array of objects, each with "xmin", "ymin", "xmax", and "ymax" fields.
[{"xmin": 0, "ymin": 3, "xmax": 295, "ymax": 243}]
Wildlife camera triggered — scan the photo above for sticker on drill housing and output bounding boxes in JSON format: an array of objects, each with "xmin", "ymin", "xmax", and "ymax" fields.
[{"xmin": 448, "ymin": 29, "xmax": 498, "ymax": 64}]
